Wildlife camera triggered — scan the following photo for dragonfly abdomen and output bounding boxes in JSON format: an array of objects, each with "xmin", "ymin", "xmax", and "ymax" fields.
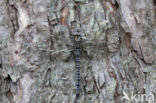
[{"xmin": 75, "ymin": 41, "xmax": 81, "ymax": 98}]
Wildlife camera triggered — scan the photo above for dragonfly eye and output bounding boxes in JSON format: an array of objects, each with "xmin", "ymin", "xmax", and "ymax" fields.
[
  {"xmin": 72, "ymin": 27, "xmax": 82, "ymax": 36},
  {"xmin": 77, "ymin": 29, "xmax": 80, "ymax": 32}
]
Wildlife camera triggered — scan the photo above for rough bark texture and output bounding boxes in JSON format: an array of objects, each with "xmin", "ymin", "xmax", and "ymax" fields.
[{"xmin": 0, "ymin": 0, "xmax": 156, "ymax": 103}]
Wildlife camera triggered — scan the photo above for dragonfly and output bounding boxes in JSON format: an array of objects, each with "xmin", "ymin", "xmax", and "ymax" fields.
[
  {"xmin": 37, "ymin": 23, "xmax": 109, "ymax": 98},
  {"xmin": 39, "ymin": 28, "xmax": 107, "ymax": 60}
]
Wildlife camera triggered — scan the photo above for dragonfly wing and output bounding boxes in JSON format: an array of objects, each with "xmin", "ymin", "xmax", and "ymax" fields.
[
  {"xmin": 80, "ymin": 39, "xmax": 106, "ymax": 58},
  {"xmin": 37, "ymin": 35, "xmax": 74, "ymax": 61}
]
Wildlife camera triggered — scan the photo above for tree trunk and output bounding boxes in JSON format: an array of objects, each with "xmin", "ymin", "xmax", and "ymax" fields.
[{"xmin": 0, "ymin": 0, "xmax": 156, "ymax": 103}]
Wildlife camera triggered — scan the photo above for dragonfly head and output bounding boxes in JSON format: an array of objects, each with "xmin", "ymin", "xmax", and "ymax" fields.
[{"xmin": 71, "ymin": 27, "xmax": 82, "ymax": 42}]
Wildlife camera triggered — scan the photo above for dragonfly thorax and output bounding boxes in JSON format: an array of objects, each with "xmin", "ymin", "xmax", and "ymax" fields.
[
  {"xmin": 71, "ymin": 26, "xmax": 82, "ymax": 42},
  {"xmin": 74, "ymin": 35, "xmax": 81, "ymax": 42}
]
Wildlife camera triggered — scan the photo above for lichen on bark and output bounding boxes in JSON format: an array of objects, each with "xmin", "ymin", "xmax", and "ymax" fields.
[{"xmin": 0, "ymin": 0, "xmax": 156, "ymax": 103}]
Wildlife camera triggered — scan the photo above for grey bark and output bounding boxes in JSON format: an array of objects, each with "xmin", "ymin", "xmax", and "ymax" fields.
[{"xmin": 0, "ymin": 0, "xmax": 156, "ymax": 103}]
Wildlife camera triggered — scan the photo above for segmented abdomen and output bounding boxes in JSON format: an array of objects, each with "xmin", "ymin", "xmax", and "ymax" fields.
[{"xmin": 75, "ymin": 41, "xmax": 80, "ymax": 98}]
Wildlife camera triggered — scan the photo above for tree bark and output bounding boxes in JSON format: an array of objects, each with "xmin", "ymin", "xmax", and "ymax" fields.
[{"xmin": 0, "ymin": 0, "xmax": 156, "ymax": 103}]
